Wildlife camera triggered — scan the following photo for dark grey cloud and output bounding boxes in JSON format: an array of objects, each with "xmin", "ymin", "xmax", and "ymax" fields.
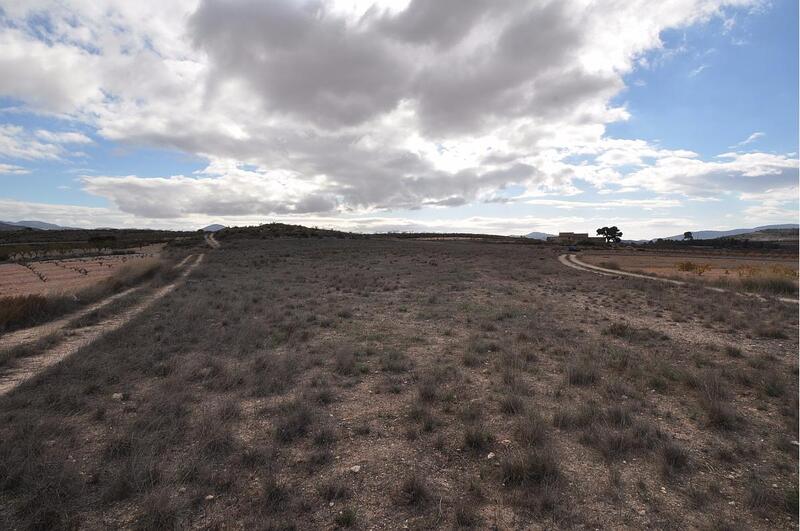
[
  {"xmin": 189, "ymin": 0, "xmax": 592, "ymax": 135},
  {"xmin": 375, "ymin": 0, "xmax": 500, "ymax": 49},
  {"xmin": 190, "ymin": 0, "xmax": 409, "ymax": 127}
]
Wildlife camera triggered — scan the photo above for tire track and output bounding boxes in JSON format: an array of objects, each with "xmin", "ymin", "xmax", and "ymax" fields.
[
  {"xmin": 0, "ymin": 254, "xmax": 196, "ymax": 351},
  {"xmin": 0, "ymin": 254, "xmax": 205, "ymax": 396},
  {"xmin": 559, "ymin": 253, "xmax": 798, "ymax": 304}
]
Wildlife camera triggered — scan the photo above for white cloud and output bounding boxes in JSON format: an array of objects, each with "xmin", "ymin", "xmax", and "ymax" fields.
[
  {"xmin": 521, "ymin": 198, "xmax": 681, "ymax": 209},
  {"xmin": 731, "ymin": 131, "xmax": 765, "ymax": 147},
  {"xmin": 35, "ymin": 130, "xmax": 93, "ymax": 144},
  {"xmin": 688, "ymin": 64, "xmax": 709, "ymax": 77},
  {"xmin": 0, "ymin": 163, "xmax": 29, "ymax": 175},
  {"xmin": 0, "ymin": 0, "xmax": 793, "ymax": 228},
  {"xmin": 0, "ymin": 125, "xmax": 63, "ymax": 160}
]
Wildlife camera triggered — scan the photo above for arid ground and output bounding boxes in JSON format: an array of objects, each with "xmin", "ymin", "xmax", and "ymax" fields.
[
  {"xmin": 0, "ymin": 245, "xmax": 164, "ymax": 297},
  {"xmin": 0, "ymin": 233, "xmax": 797, "ymax": 530},
  {"xmin": 580, "ymin": 250, "xmax": 797, "ymax": 283}
]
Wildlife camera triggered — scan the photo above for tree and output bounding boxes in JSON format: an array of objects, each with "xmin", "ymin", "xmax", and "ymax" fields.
[
  {"xmin": 683, "ymin": 231, "xmax": 694, "ymax": 241},
  {"xmin": 596, "ymin": 226, "xmax": 623, "ymax": 243}
]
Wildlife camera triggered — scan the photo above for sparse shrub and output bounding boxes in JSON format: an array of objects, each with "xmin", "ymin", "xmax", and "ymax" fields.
[
  {"xmin": 260, "ymin": 475, "xmax": 289, "ymax": 514},
  {"xmin": 380, "ymin": 349, "xmax": 411, "ymax": 373},
  {"xmin": 755, "ymin": 324, "xmax": 788, "ymax": 339},
  {"xmin": 313, "ymin": 426, "xmax": 337, "ymax": 447},
  {"xmin": 602, "ymin": 323, "xmax": 667, "ymax": 342},
  {"xmin": 275, "ymin": 401, "xmax": 315, "ymax": 443},
  {"xmin": 464, "ymin": 424, "xmax": 493, "ymax": 453},
  {"xmin": 762, "ymin": 371, "xmax": 786, "ymax": 397},
  {"xmin": 334, "ymin": 507, "xmax": 357, "ymax": 527},
  {"xmin": 724, "ymin": 345, "xmax": 743, "ymax": 358},
  {"xmin": 453, "ymin": 501, "xmax": 481, "ymax": 528},
  {"xmin": 500, "ymin": 446, "xmax": 560, "ymax": 488},
  {"xmin": 698, "ymin": 371, "xmax": 741, "ymax": 430},
  {"xmin": 320, "ymin": 479, "xmax": 351, "ymax": 501},
  {"xmin": 500, "ymin": 394, "xmax": 524, "ymax": 415},
  {"xmin": 660, "ymin": 440, "xmax": 690, "ymax": 478},
  {"xmin": 566, "ymin": 360, "xmax": 598, "ymax": 386},
  {"xmin": 518, "ymin": 411, "xmax": 548, "ymax": 447},
  {"xmin": 747, "ymin": 478, "xmax": 788, "ymax": 515},
  {"xmin": 399, "ymin": 473, "xmax": 430, "ymax": 507},
  {"xmin": 134, "ymin": 489, "xmax": 183, "ymax": 530},
  {"xmin": 417, "ymin": 378, "xmax": 439, "ymax": 403},
  {"xmin": 462, "ymin": 350, "xmax": 482, "ymax": 367},
  {"xmin": 334, "ymin": 347, "xmax": 358, "ymax": 376},
  {"xmin": 553, "ymin": 402, "xmax": 601, "ymax": 430}
]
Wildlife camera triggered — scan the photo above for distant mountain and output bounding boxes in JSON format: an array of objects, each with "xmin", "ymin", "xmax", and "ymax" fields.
[
  {"xmin": 1, "ymin": 220, "xmax": 76, "ymax": 230},
  {"xmin": 660, "ymin": 224, "xmax": 799, "ymax": 241},
  {"xmin": 0, "ymin": 221, "xmax": 33, "ymax": 231},
  {"xmin": 202, "ymin": 224, "xmax": 226, "ymax": 232},
  {"xmin": 525, "ymin": 231, "xmax": 554, "ymax": 240}
]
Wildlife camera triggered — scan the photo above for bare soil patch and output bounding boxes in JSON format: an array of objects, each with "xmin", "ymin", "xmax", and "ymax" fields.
[
  {"xmin": 0, "ymin": 246, "xmax": 163, "ymax": 297},
  {"xmin": 582, "ymin": 251, "xmax": 797, "ymax": 282}
]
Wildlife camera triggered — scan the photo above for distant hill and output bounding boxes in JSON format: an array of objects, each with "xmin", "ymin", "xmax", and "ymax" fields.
[
  {"xmin": 660, "ymin": 224, "xmax": 799, "ymax": 241},
  {"xmin": 1, "ymin": 220, "xmax": 77, "ymax": 230},
  {"xmin": 728, "ymin": 228, "xmax": 798, "ymax": 242},
  {"xmin": 0, "ymin": 222, "xmax": 33, "ymax": 231},
  {"xmin": 202, "ymin": 224, "xmax": 227, "ymax": 232},
  {"xmin": 525, "ymin": 231, "xmax": 554, "ymax": 240}
]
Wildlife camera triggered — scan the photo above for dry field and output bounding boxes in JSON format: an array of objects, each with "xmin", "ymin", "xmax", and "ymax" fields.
[
  {"xmin": 0, "ymin": 245, "xmax": 164, "ymax": 297},
  {"xmin": 581, "ymin": 251, "xmax": 797, "ymax": 292},
  {"xmin": 0, "ymin": 236, "xmax": 797, "ymax": 530}
]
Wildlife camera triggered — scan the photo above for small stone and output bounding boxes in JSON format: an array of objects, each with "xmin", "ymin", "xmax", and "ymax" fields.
[
  {"xmin": 329, "ymin": 502, "xmax": 334, "ymax": 507},
  {"xmin": 501, "ymin": 439, "xmax": 512, "ymax": 446},
  {"xmin": 179, "ymin": 487, "xmax": 186, "ymax": 493},
  {"xmin": 772, "ymin": 484, "xmax": 778, "ymax": 488},
  {"xmin": 638, "ymin": 510, "xmax": 646, "ymax": 515},
  {"xmin": 487, "ymin": 452, "xmax": 495, "ymax": 460},
  {"xmin": 350, "ymin": 465, "xmax": 361, "ymax": 473},
  {"xmin": 205, "ymin": 495, "xmax": 215, "ymax": 501},
  {"xmin": 728, "ymin": 501, "xmax": 735, "ymax": 506},
  {"xmin": 111, "ymin": 393, "xmax": 123, "ymax": 400}
]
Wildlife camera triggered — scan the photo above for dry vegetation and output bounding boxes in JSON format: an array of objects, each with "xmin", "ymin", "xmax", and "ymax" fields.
[
  {"xmin": 0, "ymin": 258, "xmax": 175, "ymax": 334},
  {"xmin": 585, "ymin": 251, "xmax": 798, "ymax": 297},
  {"xmin": 0, "ymin": 235, "xmax": 796, "ymax": 529}
]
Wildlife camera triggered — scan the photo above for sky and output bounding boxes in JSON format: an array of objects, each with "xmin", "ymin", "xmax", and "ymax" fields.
[{"xmin": 0, "ymin": 0, "xmax": 797, "ymax": 239}]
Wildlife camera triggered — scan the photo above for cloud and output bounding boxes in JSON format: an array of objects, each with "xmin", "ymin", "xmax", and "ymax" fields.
[
  {"xmin": 0, "ymin": 163, "xmax": 29, "ymax": 175},
  {"xmin": 521, "ymin": 198, "xmax": 681, "ymax": 209},
  {"xmin": 688, "ymin": 64, "xmax": 709, "ymax": 77},
  {"xmin": 0, "ymin": 125, "xmax": 92, "ymax": 162},
  {"xmin": 0, "ymin": 0, "xmax": 791, "ymax": 224},
  {"xmin": 35, "ymin": 130, "xmax": 93, "ymax": 144},
  {"xmin": 731, "ymin": 131, "xmax": 765, "ymax": 147},
  {"xmin": 0, "ymin": 125, "xmax": 64, "ymax": 160}
]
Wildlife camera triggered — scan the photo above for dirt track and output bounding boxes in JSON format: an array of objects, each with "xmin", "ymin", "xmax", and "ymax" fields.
[
  {"xmin": 559, "ymin": 253, "xmax": 799, "ymax": 304},
  {"xmin": 0, "ymin": 254, "xmax": 205, "ymax": 396},
  {"xmin": 205, "ymin": 232, "xmax": 220, "ymax": 248}
]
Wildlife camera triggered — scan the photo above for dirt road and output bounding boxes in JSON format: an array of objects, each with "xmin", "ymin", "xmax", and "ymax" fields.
[
  {"xmin": 559, "ymin": 253, "xmax": 798, "ymax": 304},
  {"xmin": 205, "ymin": 232, "xmax": 220, "ymax": 248},
  {"xmin": 0, "ymin": 254, "xmax": 205, "ymax": 396}
]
